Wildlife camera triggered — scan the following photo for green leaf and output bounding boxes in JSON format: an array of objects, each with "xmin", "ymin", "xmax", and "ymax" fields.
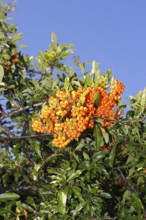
[
  {"xmin": 79, "ymin": 89, "xmax": 89, "ymax": 105},
  {"xmin": 133, "ymin": 194, "xmax": 144, "ymax": 211},
  {"xmin": 122, "ymin": 190, "xmax": 131, "ymax": 203},
  {"xmin": 128, "ymin": 168, "xmax": 135, "ymax": 177},
  {"xmin": 108, "ymin": 145, "xmax": 116, "ymax": 167},
  {"xmin": 67, "ymin": 170, "xmax": 82, "ymax": 182},
  {"xmin": 92, "ymin": 152, "xmax": 107, "ymax": 162},
  {"xmin": 51, "ymin": 32, "xmax": 57, "ymax": 44},
  {"xmin": 20, "ymin": 203, "xmax": 34, "ymax": 212},
  {"xmin": 18, "ymin": 44, "xmax": 28, "ymax": 48},
  {"xmin": 84, "ymin": 72, "xmax": 91, "ymax": 86},
  {"xmin": 100, "ymin": 192, "xmax": 112, "ymax": 199},
  {"xmin": 99, "ymin": 126, "xmax": 109, "ymax": 144},
  {"xmin": 34, "ymin": 143, "xmax": 42, "ymax": 158},
  {"xmin": 11, "ymin": 32, "xmax": 23, "ymax": 44},
  {"xmin": 93, "ymin": 124, "xmax": 103, "ymax": 150},
  {"xmin": 137, "ymin": 176, "xmax": 144, "ymax": 185},
  {"xmin": 79, "ymin": 63, "xmax": 84, "ymax": 74},
  {"xmin": 0, "ymin": 11, "xmax": 6, "ymax": 20},
  {"xmin": 94, "ymin": 92, "xmax": 100, "ymax": 108},
  {"xmin": 73, "ymin": 186, "xmax": 84, "ymax": 201},
  {"xmin": 72, "ymin": 202, "xmax": 85, "ymax": 217},
  {"xmin": 83, "ymin": 152, "xmax": 90, "ymax": 160},
  {"xmin": 0, "ymin": 192, "xmax": 20, "ymax": 201},
  {"xmin": 44, "ymin": 153, "xmax": 63, "ymax": 164},
  {"xmin": 0, "ymin": 65, "xmax": 4, "ymax": 83},
  {"xmin": 64, "ymin": 77, "xmax": 69, "ymax": 91},
  {"xmin": 46, "ymin": 117, "xmax": 53, "ymax": 126},
  {"xmin": 75, "ymin": 141, "xmax": 86, "ymax": 151},
  {"xmin": 57, "ymin": 186, "xmax": 69, "ymax": 214},
  {"xmin": 91, "ymin": 60, "xmax": 98, "ymax": 74},
  {"xmin": 126, "ymin": 110, "xmax": 135, "ymax": 119}
]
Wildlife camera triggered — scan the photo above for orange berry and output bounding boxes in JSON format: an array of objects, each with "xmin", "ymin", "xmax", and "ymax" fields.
[
  {"xmin": 4, "ymin": 66, "xmax": 11, "ymax": 72},
  {"xmin": 12, "ymin": 57, "xmax": 19, "ymax": 63}
]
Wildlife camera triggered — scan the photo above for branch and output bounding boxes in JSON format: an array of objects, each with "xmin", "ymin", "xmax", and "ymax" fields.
[
  {"xmin": 117, "ymin": 168, "xmax": 135, "ymax": 193},
  {"xmin": 120, "ymin": 115, "xmax": 146, "ymax": 125},
  {"xmin": 4, "ymin": 133, "xmax": 52, "ymax": 139},
  {"xmin": 21, "ymin": 67, "xmax": 53, "ymax": 76},
  {"xmin": 0, "ymin": 101, "xmax": 44, "ymax": 121},
  {"xmin": 26, "ymin": 68, "xmax": 47, "ymax": 76},
  {"xmin": 0, "ymin": 125, "xmax": 15, "ymax": 137},
  {"xmin": 0, "ymin": 104, "xmax": 5, "ymax": 117}
]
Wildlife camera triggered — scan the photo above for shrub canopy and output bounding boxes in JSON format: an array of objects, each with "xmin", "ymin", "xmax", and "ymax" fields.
[{"xmin": 0, "ymin": 1, "xmax": 146, "ymax": 220}]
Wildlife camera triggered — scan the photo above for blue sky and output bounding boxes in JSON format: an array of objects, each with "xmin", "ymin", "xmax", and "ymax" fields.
[{"xmin": 6, "ymin": 0, "xmax": 146, "ymax": 100}]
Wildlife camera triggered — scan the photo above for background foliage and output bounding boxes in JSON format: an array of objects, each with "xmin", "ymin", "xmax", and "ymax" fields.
[{"xmin": 0, "ymin": 1, "xmax": 146, "ymax": 219}]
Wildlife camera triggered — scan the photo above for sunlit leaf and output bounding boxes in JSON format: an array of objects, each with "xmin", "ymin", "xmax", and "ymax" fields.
[
  {"xmin": 0, "ymin": 193, "xmax": 20, "ymax": 201},
  {"xmin": 57, "ymin": 186, "xmax": 69, "ymax": 214},
  {"xmin": 94, "ymin": 92, "xmax": 100, "ymax": 108},
  {"xmin": 67, "ymin": 170, "xmax": 82, "ymax": 182},
  {"xmin": 0, "ymin": 65, "xmax": 4, "ymax": 83},
  {"xmin": 51, "ymin": 32, "xmax": 57, "ymax": 44}
]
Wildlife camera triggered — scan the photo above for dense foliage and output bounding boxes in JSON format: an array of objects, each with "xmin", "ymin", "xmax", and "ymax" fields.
[{"xmin": 0, "ymin": 1, "xmax": 146, "ymax": 219}]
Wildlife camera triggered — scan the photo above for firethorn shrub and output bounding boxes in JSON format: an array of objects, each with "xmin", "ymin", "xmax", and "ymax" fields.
[{"xmin": 0, "ymin": 2, "xmax": 146, "ymax": 220}]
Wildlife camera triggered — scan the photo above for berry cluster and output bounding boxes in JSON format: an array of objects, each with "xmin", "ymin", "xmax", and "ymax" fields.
[
  {"xmin": 2, "ymin": 53, "xmax": 19, "ymax": 73},
  {"xmin": 32, "ymin": 80, "xmax": 125, "ymax": 148}
]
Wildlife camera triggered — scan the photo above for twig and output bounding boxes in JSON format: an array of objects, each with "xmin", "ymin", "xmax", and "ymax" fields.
[
  {"xmin": 117, "ymin": 168, "xmax": 134, "ymax": 193},
  {"xmin": 6, "ymin": 133, "xmax": 52, "ymax": 139},
  {"xmin": 26, "ymin": 68, "xmax": 46, "ymax": 76},
  {"xmin": 0, "ymin": 101, "xmax": 44, "ymax": 121}
]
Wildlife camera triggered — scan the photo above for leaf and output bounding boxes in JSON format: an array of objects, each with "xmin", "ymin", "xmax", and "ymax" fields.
[
  {"xmin": 91, "ymin": 60, "xmax": 98, "ymax": 74},
  {"xmin": 73, "ymin": 186, "xmax": 84, "ymax": 201},
  {"xmin": 46, "ymin": 117, "xmax": 53, "ymax": 126},
  {"xmin": 128, "ymin": 168, "xmax": 135, "ymax": 177},
  {"xmin": 102, "ymin": 167, "xmax": 110, "ymax": 178},
  {"xmin": 34, "ymin": 143, "xmax": 42, "ymax": 158},
  {"xmin": 94, "ymin": 92, "xmax": 100, "ymax": 108},
  {"xmin": 92, "ymin": 152, "xmax": 106, "ymax": 162},
  {"xmin": 137, "ymin": 176, "xmax": 144, "ymax": 185},
  {"xmin": 64, "ymin": 77, "xmax": 69, "ymax": 91},
  {"xmin": 100, "ymin": 192, "xmax": 112, "ymax": 199},
  {"xmin": 83, "ymin": 152, "xmax": 90, "ymax": 160},
  {"xmin": 57, "ymin": 186, "xmax": 69, "ymax": 214},
  {"xmin": 75, "ymin": 141, "xmax": 86, "ymax": 151},
  {"xmin": 99, "ymin": 126, "xmax": 109, "ymax": 144},
  {"xmin": 79, "ymin": 63, "xmax": 84, "ymax": 74},
  {"xmin": 122, "ymin": 190, "xmax": 131, "ymax": 203},
  {"xmin": 0, "ymin": 65, "xmax": 4, "ymax": 83},
  {"xmin": 84, "ymin": 72, "xmax": 91, "ymax": 86},
  {"xmin": 0, "ymin": 11, "xmax": 6, "ymax": 20},
  {"xmin": 18, "ymin": 44, "xmax": 28, "ymax": 48},
  {"xmin": 11, "ymin": 33, "xmax": 23, "ymax": 44},
  {"xmin": 133, "ymin": 194, "xmax": 144, "ymax": 211},
  {"xmin": 71, "ymin": 202, "xmax": 85, "ymax": 217},
  {"xmin": 51, "ymin": 32, "xmax": 57, "ymax": 44},
  {"xmin": 0, "ymin": 192, "xmax": 20, "ymax": 201},
  {"xmin": 44, "ymin": 153, "xmax": 63, "ymax": 164},
  {"xmin": 20, "ymin": 203, "xmax": 34, "ymax": 212},
  {"xmin": 93, "ymin": 124, "xmax": 103, "ymax": 150},
  {"xmin": 67, "ymin": 170, "xmax": 82, "ymax": 182},
  {"xmin": 141, "ymin": 88, "xmax": 146, "ymax": 106},
  {"xmin": 79, "ymin": 89, "xmax": 89, "ymax": 105},
  {"xmin": 108, "ymin": 145, "xmax": 116, "ymax": 167},
  {"xmin": 126, "ymin": 110, "xmax": 135, "ymax": 119}
]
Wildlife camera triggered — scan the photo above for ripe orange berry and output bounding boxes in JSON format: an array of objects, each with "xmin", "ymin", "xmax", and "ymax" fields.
[
  {"xmin": 12, "ymin": 57, "xmax": 19, "ymax": 63},
  {"xmin": 4, "ymin": 66, "xmax": 11, "ymax": 72}
]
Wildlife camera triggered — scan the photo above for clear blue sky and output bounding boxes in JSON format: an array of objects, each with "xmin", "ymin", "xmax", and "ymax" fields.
[{"xmin": 6, "ymin": 0, "xmax": 146, "ymax": 100}]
